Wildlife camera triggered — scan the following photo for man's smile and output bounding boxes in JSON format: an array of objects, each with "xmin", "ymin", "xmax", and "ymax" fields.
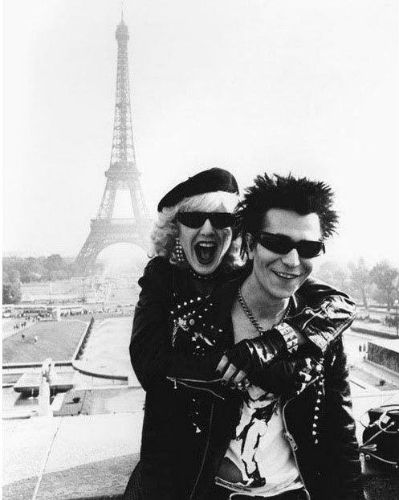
[{"xmin": 272, "ymin": 270, "xmax": 302, "ymax": 280}]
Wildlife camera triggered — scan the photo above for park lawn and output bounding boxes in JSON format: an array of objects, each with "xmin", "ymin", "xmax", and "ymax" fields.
[{"xmin": 2, "ymin": 320, "xmax": 87, "ymax": 364}]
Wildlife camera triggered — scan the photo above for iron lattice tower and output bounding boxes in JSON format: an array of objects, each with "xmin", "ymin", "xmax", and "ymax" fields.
[{"xmin": 75, "ymin": 16, "xmax": 150, "ymax": 274}]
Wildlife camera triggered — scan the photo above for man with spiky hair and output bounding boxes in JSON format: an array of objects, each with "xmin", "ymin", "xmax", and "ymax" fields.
[{"xmin": 211, "ymin": 173, "xmax": 364, "ymax": 499}]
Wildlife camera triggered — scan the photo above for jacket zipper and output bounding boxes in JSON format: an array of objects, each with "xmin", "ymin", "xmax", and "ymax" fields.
[
  {"xmin": 167, "ymin": 376, "xmax": 226, "ymax": 400},
  {"xmin": 189, "ymin": 401, "xmax": 215, "ymax": 500},
  {"xmin": 282, "ymin": 383, "xmax": 318, "ymax": 500},
  {"xmin": 171, "ymin": 375, "xmax": 318, "ymax": 499}
]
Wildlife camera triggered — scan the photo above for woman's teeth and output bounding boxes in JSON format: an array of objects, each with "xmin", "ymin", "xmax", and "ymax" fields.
[{"xmin": 195, "ymin": 242, "xmax": 217, "ymax": 264}]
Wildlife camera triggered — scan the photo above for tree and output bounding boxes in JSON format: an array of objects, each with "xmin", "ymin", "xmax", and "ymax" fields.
[
  {"xmin": 44, "ymin": 254, "xmax": 64, "ymax": 272},
  {"xmin": 348, "ymin": 258, "xmax": 370, "ymax": 310},
  {"xmin": 315, "ymin": 260, "xmax": 351, "ymax": 293},
  {"xmin": 44, "ymin": 254, "xmax": 68, "ymax": 280},
  {"xmin": 8, "ymin": 269, "xmax": 21, "ymax": 283},
  {"xmin": 370, "ymin": 261, "xmax": 399, "ymax": 310},
  {"xmin": 3, "ymin": 282, "xmax": 22, "ymax": 304}
]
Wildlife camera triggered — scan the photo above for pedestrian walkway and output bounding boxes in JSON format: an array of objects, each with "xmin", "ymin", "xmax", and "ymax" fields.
[
  {"xmin": 75, "ymin": 317, "xmax": 135, "ymax": 380},
  {"xmin": 351, "ymin": 320, "xmax": 399, "ymax": 339}
]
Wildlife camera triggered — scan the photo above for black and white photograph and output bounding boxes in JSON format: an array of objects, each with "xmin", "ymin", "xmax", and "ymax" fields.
[{"xmin": 2, "ymin": 1, "xmax": 399, "ymax": 499}]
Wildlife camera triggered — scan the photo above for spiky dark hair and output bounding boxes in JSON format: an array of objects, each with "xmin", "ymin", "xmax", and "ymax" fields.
[{"xmin": 236, "ymin": 173, "xmax": 338, "ymax": 245}]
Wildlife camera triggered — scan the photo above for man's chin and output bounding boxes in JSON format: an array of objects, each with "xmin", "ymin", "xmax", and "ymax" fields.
[
  {"xmin": 270, "ymin": 276, "xmax": 303, "ymax": 297},
  {"xmin": 267, "ymin": 283, "xmax": 296, "ymax": 301}
]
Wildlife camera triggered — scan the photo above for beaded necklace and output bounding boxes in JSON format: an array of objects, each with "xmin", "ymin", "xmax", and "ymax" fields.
[{"xmin": 189, "ymin": 267, "xmax": 222, "ymax": 282}]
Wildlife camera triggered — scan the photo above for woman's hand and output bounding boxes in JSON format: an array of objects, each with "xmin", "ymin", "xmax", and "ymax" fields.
[
  {"xmin": 216, "ymin": 351, "xmax": 250, "ymax": 389},
  {"xmin": 216, "ymin": 331, "xmax": 289, "ymax": 389}
]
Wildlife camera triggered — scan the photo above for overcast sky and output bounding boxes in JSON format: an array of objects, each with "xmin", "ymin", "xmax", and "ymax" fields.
[{"xmin": 3, "ymin": 0, "xmax": 398, "ymax": 266}]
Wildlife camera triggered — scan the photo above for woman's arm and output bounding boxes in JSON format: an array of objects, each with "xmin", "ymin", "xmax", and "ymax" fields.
[{"xmin": 130, "ymin": 258, "xmax": 220, "ymax": 390}]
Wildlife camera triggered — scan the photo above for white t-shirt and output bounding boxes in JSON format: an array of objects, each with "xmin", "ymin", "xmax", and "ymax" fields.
[{"xmin": 216, "ymin": 385, "xmax": 303, "ymax": 497}]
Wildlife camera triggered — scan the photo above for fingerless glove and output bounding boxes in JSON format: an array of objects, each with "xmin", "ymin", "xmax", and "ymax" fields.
[{"xmin": 224, "ymin": 328, "xmax": 289, "ymax": 379}]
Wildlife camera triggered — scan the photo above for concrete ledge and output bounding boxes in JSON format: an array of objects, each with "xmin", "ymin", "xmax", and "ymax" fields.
[
  {"xmin": 351, "ymin": 324, "xmax": 399, "ymax": 340},
  {"xmin": 3, "ymin": 454, "xmax": 139, "ymax": 500},
  {"xmin": 73, "ymin": 317, "xmax": 95, "ymax": 361},
  {"xmin": 3, "ymin": 413, "xmax": 143, "ymax": 500},
  {"xmin": 72, "ymin": 360, "xmax": 128, "ymax": 382},
  {"xmin": 3, "ymin": 361, "xmax": 73, "ymax": 370}
]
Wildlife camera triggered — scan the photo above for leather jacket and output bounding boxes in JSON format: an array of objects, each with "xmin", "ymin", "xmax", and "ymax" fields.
[{"xmin": 125, "ymin": 257, "xmax": 361, "ymax": 500}]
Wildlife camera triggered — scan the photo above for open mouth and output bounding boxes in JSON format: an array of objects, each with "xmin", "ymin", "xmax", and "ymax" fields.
[
  {"xmin": 194, "ymin": 242, "xmax": 218, "ymax": 265},
  {"xmin": 273, "ymin": 271, "xmax": 301, "ymax": 280}
]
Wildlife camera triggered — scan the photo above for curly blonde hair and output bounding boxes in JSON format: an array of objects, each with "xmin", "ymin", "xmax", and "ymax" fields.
[{"xmin": 150, "ymin": 191, "xmax": 244, "ymax": 270}]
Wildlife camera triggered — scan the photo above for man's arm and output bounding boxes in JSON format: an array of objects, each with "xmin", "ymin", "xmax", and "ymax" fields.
[
  {"xmin": 252, "ymin": 341, "xmax": 364, "ymax": 499},
  {"xmin": 284, "ymin": 278, "xmax": 356, "ymax": 352},
  {"xmin": 318, "ymin": 339, "xmax": 364, "ymax": 499},
  {"xmin": 218, "ymin": 280, "xmax": 356, "ymax": 385}
]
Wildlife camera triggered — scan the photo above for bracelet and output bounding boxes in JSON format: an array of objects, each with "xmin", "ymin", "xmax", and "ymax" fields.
[{"xmin": 272, "ymin": 323, "xmax": 299, "ymax": 353}]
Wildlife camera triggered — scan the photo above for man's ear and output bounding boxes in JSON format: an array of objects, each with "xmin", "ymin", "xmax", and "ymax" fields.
[{"xmin": 246, "ymin": 234, "xmax": 256, "ymax": 259}]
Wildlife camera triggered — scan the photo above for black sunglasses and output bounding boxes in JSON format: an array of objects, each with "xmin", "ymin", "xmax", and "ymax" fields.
[
  {"xmin": 256, "ymin": 232, "xmax": 325, "ymax": 259},
  {"xmin": 177, "ymin": 212, "xmax": 236, "ymax": 229}
]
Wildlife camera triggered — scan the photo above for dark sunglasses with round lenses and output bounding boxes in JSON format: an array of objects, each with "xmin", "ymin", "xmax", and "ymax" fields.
[
  {"xmin": 256, "ymin": 232, "xmax": 325, "ymax": 259},
  {"xmin": 177, "ymin": 212, "xmax": 236, "ymax": 229}
]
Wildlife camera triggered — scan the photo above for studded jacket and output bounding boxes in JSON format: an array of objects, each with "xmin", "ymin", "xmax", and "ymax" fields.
[{"xmin": 125, "ymin": 257, "xmax": 362, "ymax": 500}]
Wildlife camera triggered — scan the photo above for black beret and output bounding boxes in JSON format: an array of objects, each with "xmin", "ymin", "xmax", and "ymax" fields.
[{"xmin": 157, "ymin": 168, "xmax": 239, "ymax": 212}]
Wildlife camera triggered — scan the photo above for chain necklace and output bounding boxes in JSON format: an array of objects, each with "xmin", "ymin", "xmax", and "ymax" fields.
[{"xmin": 237, "ymin": 286, "xmax": 290, "ymax": 335}]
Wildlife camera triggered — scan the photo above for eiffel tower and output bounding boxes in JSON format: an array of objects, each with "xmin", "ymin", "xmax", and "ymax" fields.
[{"xmin": 75, "ymin": 15, "xmax": 150, "ymax": 274}]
